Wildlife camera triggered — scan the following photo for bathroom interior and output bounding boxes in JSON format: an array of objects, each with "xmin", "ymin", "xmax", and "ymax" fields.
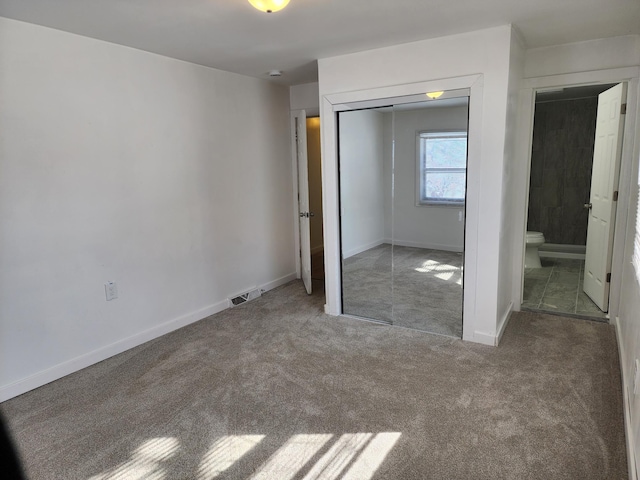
[
  {"xmin": 522, "ymin": 83, "xmax": 619, "ymax": 320},
  {"xmin": 338, "ymin": 90, "xmax": 468, "ymax": 338}
]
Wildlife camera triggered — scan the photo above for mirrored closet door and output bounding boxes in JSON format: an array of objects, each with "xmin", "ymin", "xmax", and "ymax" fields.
[{"xmin": 338, "ymin": 91, "xmax": 469, "ymax": 337}]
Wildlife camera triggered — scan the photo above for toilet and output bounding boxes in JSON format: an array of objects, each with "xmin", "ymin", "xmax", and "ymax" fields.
[{"xmin": 525, "ymin": 231, "xmax": 545, "ymax": 268}]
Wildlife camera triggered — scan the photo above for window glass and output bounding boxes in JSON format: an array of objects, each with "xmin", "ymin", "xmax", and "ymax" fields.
[{"xmin": 418, "ymin": 132, "xmax": 467, "ymax": 204}]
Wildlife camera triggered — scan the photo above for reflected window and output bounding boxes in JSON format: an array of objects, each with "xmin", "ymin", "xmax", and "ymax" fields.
[{"xmin": 417, "ymin": 131, "xmax": 467, "ymax": 205}]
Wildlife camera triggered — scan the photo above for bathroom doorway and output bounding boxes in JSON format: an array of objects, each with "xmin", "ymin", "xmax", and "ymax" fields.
[{"xmin": 522, "ymin": 83, "xmax": 626, "ymax": 319}]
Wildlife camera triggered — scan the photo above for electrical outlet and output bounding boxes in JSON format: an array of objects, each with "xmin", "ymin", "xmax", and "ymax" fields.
[
  {"xmin": 105, "ymin": 281, "xmax": 118, "ymax": 301},
  {"xmin": 634, "ymin": 359, "xmax": 640, "ymax": 395}
]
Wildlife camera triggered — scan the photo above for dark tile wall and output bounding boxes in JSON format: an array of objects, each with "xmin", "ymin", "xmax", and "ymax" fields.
[{"xmin": 527, "ymin": 97, "xmax": 597, "ymax": 245}]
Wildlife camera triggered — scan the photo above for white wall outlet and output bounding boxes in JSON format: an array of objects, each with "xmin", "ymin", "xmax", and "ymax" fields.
[
  {"xmin": 105, "ymin": 281, "xmax": 118, "ymax": 301},
  {"xmin": 634, "ymin": 359, "xmax": 640, "ymax": 395}
]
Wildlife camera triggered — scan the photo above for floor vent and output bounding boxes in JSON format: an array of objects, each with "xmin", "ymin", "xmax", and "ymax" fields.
[{"xmin": 229, "ymin": 288, "xmax": 262, "ymax": 307}]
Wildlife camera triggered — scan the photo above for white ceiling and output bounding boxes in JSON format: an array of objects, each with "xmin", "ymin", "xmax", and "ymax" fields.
[{"xmin": 1, "ymin": 0, "xmax": 638, "ymax": 86}]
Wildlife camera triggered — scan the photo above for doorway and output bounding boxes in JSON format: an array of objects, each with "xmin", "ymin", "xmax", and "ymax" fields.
[
  {"xmin": 294, "ymin": 111, "xmax": 325, "ymax": 297},
  {"xmin": 306, "ymin": 117, "xmax": 325, "ymax": 290},
  {"xmin": 522, "ymin": 83, "xmax": 626, "ymax": 319}
]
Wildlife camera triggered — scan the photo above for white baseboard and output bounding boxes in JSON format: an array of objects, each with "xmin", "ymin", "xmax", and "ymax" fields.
[
  {"xmin": 342, "ymin": 239, "xmax": 385, "ymax": 259},
  {"xmin": 614, "ymin": 316, "xmax": 638, "ymax": 480},
  {"xmin": 539, "ymin": 252, "xmax": 586, "ymax": 260},
  {"xmin": 260, "ymin": 272, "xmax": 297, "ymax": 293},
  {"xmin": 539, "ymin": 243, "xmax": 586, "ymax": 260},
  {"xmin": 0, "ymin": 272, "xmax": 298, "ymax": 403},
  {"xmin": 468, "ymin": 331, "xmax": 496, "ymax": 346},
  {"xmin": 466, "ymin": 304, "xmax": 512, "ymax": 347},
  {"xmin": 383, "ymin": 238, "xmax": 463, "ymax": 253},
  {"xmin": 495, "ymin": 302, "xmax": 513, "ymax": 346}
]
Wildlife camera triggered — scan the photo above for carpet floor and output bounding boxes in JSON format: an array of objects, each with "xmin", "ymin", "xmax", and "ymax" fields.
[
  {"xmin": 1, "ymin": 280, "xmax": 627, "ymax": 479},
  {"xmin": 342, "ymin": 244, "xmax": 463, "ymax": 337}
]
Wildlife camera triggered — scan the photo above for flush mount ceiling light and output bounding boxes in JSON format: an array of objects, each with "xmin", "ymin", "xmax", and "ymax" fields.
[
  {"xmin": 248, "ymin": 0, "xmax": 290, "ymax": 13},
  {"xmin": 426, "ymin": 91, "xmax": 444, "ymax": 99}
]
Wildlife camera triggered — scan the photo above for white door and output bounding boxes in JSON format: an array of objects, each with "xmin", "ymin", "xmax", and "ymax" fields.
[
  {"xmin": 583, "ymin": 83, "xmax": 627, "ymax": 311},
  {"xmin": 296, "ymin": 110, "xmax": 312, "ymax": 294}
]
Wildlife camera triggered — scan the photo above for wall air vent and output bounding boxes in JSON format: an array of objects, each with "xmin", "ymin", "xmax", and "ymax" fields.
[{"xmin": 229, "ymin": 288, "xmax": 262, "ymax": 307}]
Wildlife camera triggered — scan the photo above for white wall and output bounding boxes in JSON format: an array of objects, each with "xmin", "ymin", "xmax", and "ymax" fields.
[
  {"xmin": 382, "ymin": 106, "xmax": 467, "ymax": 251},
  {"xmin": 319, "ymin": 25, "xmax": 515, "ymax": 345},
  {"xmin": 338, "ymin": 109, "xmax": 385, "ymax": 258},
  {"xmin": 0, "ymin": 17, "xmax": 295, "ymax": 401},
  {"xmin": 525, "ymin": 35, "xmax": 640, "ymax": 79},
  {"xmin": 611, "ymin": 46, "xmax": 640, "ymax": 480},
  {"xmin": 290, "ymin": 82, "xmax": 320, "ymax": 114},
  {"xmin": 516, "ymin": 34, "xmax": 640, "ymax": 477},
  {"xmin": 619, "ymin": 143, "xmax": 640, "ymax": 478},
  {"xmin": 497, "ymin": 30, "xmax": 526, "ymax": 340}
]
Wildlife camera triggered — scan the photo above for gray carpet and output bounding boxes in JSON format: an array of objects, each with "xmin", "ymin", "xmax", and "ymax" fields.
[
  {"xmin": 1, "ymin": 280, "xmax": 627, "ymax": 479},
  {"xmin": 342, "ymin": 244, "xmax": 463, "ymax": 337}
]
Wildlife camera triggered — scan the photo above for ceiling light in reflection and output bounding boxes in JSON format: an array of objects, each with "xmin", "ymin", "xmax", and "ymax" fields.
[{"xmin": 198, "ymin": 435, "xmax": 265, "ymax": 479}]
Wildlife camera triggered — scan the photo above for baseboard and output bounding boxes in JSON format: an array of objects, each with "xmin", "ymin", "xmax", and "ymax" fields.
[
  {"xmin": 468, "ymin": 331, "xmax": 496, "ymax": 346},
  {"xmin": 383, "ymin": 238, "xmax": 463, "ymax": 253},
  {"xmin": 259, "ymin": 272, "xmax": 298, "ymax": 292},
  {"xmin": 466, "ymin": 304, "xmax": 512, "ymax": 347},
  {"xmin": 614, "ymin": 316, "xmax": 638, "ymax": 480},
  {"xmin": 539, "ymin": 252, "xmax": 586, "ymax": 260},
  {"xmin": 343, "ymin": 239, "xmax": 385, "ymax": 259},
  {"xmin": 539, "ymin": 243, "xmax": 586, "ymax": 260},
  {"xmin": 0, "ymin": 272, "xmax": 298, "ymax": 403},
  {"xmin": 495, "ymin": 302, "xmax": 513, "ymax": 346}
]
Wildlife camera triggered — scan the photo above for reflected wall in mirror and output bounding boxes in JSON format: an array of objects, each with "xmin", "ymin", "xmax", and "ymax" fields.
[
  {"xmin": 339, "ymin": 106, "xmax": 392, "ymax": 322},
  {"xmin": 338, "ymin": 92, "xmax": 469, "ymax": 338}
]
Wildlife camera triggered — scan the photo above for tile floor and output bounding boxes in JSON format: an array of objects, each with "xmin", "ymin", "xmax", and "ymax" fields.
[{"xmin": 522, "ymin": 257, "xmax": 607, "ymax": 320}]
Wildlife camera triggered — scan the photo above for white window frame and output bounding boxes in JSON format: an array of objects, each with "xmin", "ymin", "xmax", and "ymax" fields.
[{"xmin": 416, "ymin": 130, "xmax": 468, "ymax": 206}]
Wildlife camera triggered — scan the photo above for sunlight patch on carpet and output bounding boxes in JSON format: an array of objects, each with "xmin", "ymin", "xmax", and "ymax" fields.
[
  {"xmin": 89, "ymin": 437, "xmax": 180, "ymax": 480},
  {"xmin": 197, "ymin": 435, "xmax": 265, "ymax": 479},
  {"xmin": 416, "ymin": 260, "xmax": 462, "ymax": 285},
  {"xmin": 250, "ymin": 434, "xmax": 333, "ymax": 480},
  {"xmin": 89, "ymin": 432, "xmax": 400, "ymax": 480}
]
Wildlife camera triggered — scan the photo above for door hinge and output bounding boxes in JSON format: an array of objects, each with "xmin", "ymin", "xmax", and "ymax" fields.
[
  {"xmin": 621, "ymin": 103, "xmax": 627, "ymax": 115},
  {"xmin": 613, "ymin": 190, "xmax": 619, "ymax": 201},
  {"xmin": 606, "ymin": 272, "xmax": 612, "ymax": 283}
]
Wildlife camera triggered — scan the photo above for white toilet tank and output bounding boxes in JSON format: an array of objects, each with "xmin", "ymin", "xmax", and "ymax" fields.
[
  {"xmin": 526, "ymin": 231, "xmax": 545, "ymax": 245},
  {"xmin": 525, "ymin": 231, "xmax": 545, "ymax": 268}
]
